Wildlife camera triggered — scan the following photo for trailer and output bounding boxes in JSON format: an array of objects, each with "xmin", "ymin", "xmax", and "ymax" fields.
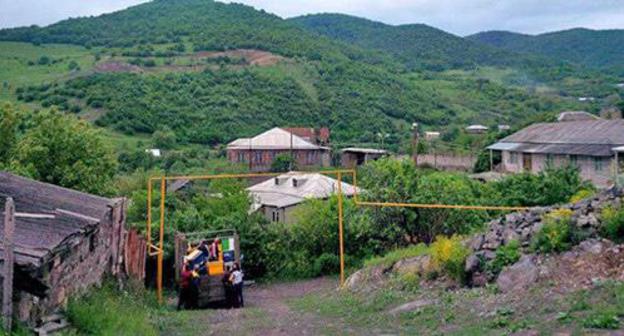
[{"xmin": 174, "ymin": 229, "xmax": 240, "ymax": 307}]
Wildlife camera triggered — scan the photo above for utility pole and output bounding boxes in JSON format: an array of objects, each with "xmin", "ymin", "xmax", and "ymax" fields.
[
  {"xmin": 3, "ymin": 197, "xmax": 15, "ymax": 332},
  {"xmin": 412, "ymin": 123, "xmax": 419, "ymax": 166}
]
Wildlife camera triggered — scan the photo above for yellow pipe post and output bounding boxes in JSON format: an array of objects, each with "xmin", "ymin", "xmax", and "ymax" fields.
[
  {"xmin": 337, "ymin": 172, "xmax": 345, "ymax": 286},
  {"xmin": 352, "ymin": 169, "xmax": 358, "ymax": 203},
  {"xmin": 157, "ymin": 176, "xmax": 166, "ymax": 303},
  {"xmin": 146, "ymin": 179, "xmax": 152, "ymax": 252}
]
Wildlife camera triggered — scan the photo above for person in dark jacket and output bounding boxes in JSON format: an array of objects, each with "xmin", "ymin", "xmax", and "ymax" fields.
[
  {"xmin": 222, "ymin": 266, "xmax": 234, "ymax": 308},
  {"xmin": 177, "ymin": 262, "xmax": 193, "ymax": 310}
]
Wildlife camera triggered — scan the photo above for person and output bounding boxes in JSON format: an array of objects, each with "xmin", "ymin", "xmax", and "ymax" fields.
[
  {"xmin": 222, "ymin": 266, "xmax": 234, "ymax": 309},
  {"xmin": 208, "ymin": 238, "xmax": 220, "ymax": 261},
  {"xmin": 177, "ymin": 262, "xmax": 193, "ymax": 310},
  {"xmin": 189, "ymin": 264, "xmax": 201, "ymax": 309},
  {"xmin": 229, "ymin": 263, "xmax": 244, "ymax": 308}
]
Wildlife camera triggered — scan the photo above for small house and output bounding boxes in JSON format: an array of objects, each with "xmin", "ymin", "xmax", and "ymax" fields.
[
  {"xmin": 466, "ymin": 125, "xmax": 489, "ymax": 134},
  {"xmin": 227, "ymin": 128, "xmax": 331, "ymax": 172},
  {"xmin": 340, "ymin": 148, "xmax": 387, "ymax": 168},
  {"xmin": 424, "ymin": 132, "xmax": 440, "ymax": 141},
  {"xmin": 487, "ymin": 114, "xmax": 624, "ymax": 188},
  {"xmin": 247, "ymin": 172, "xmax": 358, "ymax": 224},
  {"xmin": 0, "ymin": 172, "xmax": 127, "ymax": 325}
]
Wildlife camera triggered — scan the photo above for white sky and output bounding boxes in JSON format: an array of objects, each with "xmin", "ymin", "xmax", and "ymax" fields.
[{"xmin": 1, "ymin": 0, "xmax": 623, "ymax": 36}]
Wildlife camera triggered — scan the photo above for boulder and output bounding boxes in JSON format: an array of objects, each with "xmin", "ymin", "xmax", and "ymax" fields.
[
  {"xmin": 344, "ymin": 264, "xmax": 389, "ymax": 292},
  {"xmin": 388, "ymin": 299, "xmax": 435, "ymax": 315},
  {"xmin": 496, "ymin": 255, "xmax": 539, "ymax": 293},
  {"xmin": 392, "ymin": 255, "xmax": 431, "ymax": 276}
]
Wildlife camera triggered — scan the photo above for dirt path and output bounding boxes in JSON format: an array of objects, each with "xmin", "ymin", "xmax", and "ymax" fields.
[{"xmin": 180, "ymin": 277, "xmax": 340, "ymax": 336}]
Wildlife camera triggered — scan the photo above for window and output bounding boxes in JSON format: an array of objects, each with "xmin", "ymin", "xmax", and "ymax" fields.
[
  {"xmin": 306, "ymin": 151, "xmax": 316, "ymax": 164},
  {"xmin": 569, "ymin": 155, "xmax": 578, "ymax": 167},
  {"xmin": 546, "ymin": 154, "xmax": 554, "ymax": 167},
  {"xmin": 594, "ymin": 157, "xmax": 604, "ymax": 171},
  {"xmin": 271, "ymin": 210, "xmax": 280, "ymax": 223},
  {"xmin": 254, "ymin": 151, "xmax": 263, "ymax": 164},
  {"xmin": 237, "ymin": 152, "xmax": 246, "ymax": 163},
  {"xmin": 509, "ymin": 152, "xmax": 518, "ymax": 164}
]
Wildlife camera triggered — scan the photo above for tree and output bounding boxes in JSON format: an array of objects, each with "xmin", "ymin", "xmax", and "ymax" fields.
[
  {"xmin": 152, "ymin": 127, "xmax": 177, "ymax": 149},
  {"xmin": 0, "ymin": 103, "xmax": 17, "ymax": 163},
  {"xmin": 12, "ymin": 109, "xmax": 117, "ymax": 195},
  {"xmin": 270, "ymin": 153, "xmax": 296, "ymax": 172}
]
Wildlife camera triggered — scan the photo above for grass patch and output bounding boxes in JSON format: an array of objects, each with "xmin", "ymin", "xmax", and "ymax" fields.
[
  {"xmin": 364, "ymin": 244, "xmax": 428, "ymax": 268},
  {"xmin": 65, "ymin": 282, "xmax": 159, "ymax": 336}
]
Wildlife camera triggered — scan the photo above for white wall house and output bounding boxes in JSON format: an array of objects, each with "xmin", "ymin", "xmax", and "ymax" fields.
[{"xmin": 488, "ymin": 114, "xmax": 624, "ymax": 188}]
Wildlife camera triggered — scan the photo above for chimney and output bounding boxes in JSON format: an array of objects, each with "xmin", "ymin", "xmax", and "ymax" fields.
[
  {"xmin": 292, "ymin": 178, "xmax": 298, "ymax": 188},
  {"xmin": 274, "ymin": 177, "xmax": 280, "ymax": 185}
]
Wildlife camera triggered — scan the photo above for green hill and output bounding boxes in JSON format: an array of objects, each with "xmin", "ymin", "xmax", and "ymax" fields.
[
  {"xmin": 289, "ymin": 13, "xmax": 531, "ymax": 71},
  {"xmin": 468, "ymin": 28, "xmax": 624, "ymax": 74},
  {"xmin": 0, "ymin": 0, "xmax": 588, "ymax": 148}
]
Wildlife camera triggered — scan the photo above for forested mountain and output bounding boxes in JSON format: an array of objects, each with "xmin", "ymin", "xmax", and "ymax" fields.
[
  {"xmin": 290, "ymin": 14, "xmax": 524, "ymax": 71},
  {"xmin": 468, "ymin": 28, "xmax": 624, "ymax": 74},
  {"xmin": 0, "ymin": 0, "xmax": 591, "ymax": 147}
]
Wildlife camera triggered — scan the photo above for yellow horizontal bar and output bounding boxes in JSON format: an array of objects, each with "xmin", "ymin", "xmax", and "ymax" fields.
[
  {"xmin": 148, "ymin": 250, "xmax": 162, "ymax": 257},
  {"xmin": 149, "ymin": 169, "xmax": 355, "ymax": 182},
  {"xmin": 148, "ymin": 243, "xmax": 162, "ymax": 252},
  {"xmin": 355, "ymin": 200, "xmax": 528, "ymax": 211}
]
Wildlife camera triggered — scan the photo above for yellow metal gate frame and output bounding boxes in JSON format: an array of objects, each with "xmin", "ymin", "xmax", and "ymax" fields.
[{"xmin": 146, "ymin": 169, "xmax": 528, "ymax": 303}]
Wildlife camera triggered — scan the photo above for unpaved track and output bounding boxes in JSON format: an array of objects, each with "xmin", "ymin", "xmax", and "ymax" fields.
[{"xmin": 192, "ymin": 277, "xmax": 339, "ymax": 335}]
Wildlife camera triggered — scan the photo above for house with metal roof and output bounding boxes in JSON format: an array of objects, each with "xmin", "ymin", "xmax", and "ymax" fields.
[
  {"xmin": 247, "ymin": 172, "xmax": 358, "ymax": 224},
  {"xmin": 487, "ymin": 114, "xmax": 624, "ymax": 187},
  {"xmin": 340, "ymin": 147, "xmax": 387, "ymax": 168},
  {"xmin": 226, "ymin": 128, "xmax": 331, "ymax": 172}
]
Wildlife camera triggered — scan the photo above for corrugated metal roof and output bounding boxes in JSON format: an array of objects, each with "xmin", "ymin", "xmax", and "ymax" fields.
[
  {"xmin": 557, "ymin": 111, "xmax": 598, "ymax": 122},
  {"xmin": 501, "ymin": 119, "xmax": 624, "ymax": 145},
  {"xmin": 487, "ymin": 142, "xmax": 522, "ymax": 151},
  {"xmin": 0, "ymin": 172, "xmax": 114, "ymax": 268},
  {"xmin": 247, "ymin": 172, "xmax": 358, "ymax": 209},
  {"xmin": 227, "ymin": 128, "xmax": 327, "ymax": 150}
]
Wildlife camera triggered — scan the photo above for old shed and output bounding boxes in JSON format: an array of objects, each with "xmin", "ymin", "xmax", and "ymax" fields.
[{"xmin": 0, "ymin": 172, "xmax": 127, "ymax": 325}]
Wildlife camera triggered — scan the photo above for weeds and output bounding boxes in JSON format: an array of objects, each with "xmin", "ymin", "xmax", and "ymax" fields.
[
  {"xmin": 532, "ymin": 208, "xmax": 576, "ymax": 253},
  {"xmin": 486, "ymin": 240, "xmax": 521, "ymax": 276},
  {"xmin": 430, "ymin": 235, "xmax": 469, "ymax": 283},
  {"xmin": 600, "ymin": 205, "xmax": 624, "ymax": 243}
]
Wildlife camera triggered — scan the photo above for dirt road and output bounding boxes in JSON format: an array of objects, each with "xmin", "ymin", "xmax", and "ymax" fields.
[{"xmin": 172, "ymin": 277, "xmax": 341, "ymax": 336}]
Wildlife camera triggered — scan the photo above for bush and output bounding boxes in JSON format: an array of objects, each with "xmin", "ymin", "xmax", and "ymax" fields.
[
  {"xmin": 582, "ymin": 311, "xmax": 620, "ymax": 329},
  {"xmin": 569, "ymin": 188, "xmax": 596, "ymax": 203},
  {"xmin": 270, "ymin": 153, "xmax": 296, "ymax": 172},
  {"xmin": 430, "ymin": 235, "xmax": 469, "ymax": 283},
  {"xmin": 364, "ymin": 244, "xmax": 428, "ymax": 268},
  {"xmin": 600, "ymin": 205, "xmax": 624, "ymax": 243},
  {"xmin": 531, "ymin": 209, "xmax": 575, "ymax": 253},
  {"xmin": 486, "ymin": 240, "xmax": 521, "ymax": 276}
]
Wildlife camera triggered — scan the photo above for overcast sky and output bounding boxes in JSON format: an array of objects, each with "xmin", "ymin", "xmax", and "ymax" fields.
[{"xmin": 1, "ymin": 0, "xmax": 623, "ymax": 36}]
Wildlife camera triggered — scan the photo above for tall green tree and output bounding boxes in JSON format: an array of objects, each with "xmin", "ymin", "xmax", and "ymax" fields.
[
  {"xmin": 0, "ymin": 103, "xmax": 17, "ymax": 163},
  {"xmin": 12, "ymin": 109, "xmax": 117, "ymax": 195}
]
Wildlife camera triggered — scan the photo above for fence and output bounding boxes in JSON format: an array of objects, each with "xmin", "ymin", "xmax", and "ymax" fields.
[{"xmin": 416, "ymin": 153, "xmax": 477, "ymax": 171}]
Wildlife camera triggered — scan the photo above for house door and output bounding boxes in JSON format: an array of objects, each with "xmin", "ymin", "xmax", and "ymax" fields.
[{"xmin": 523, "ymin": 153, "xmax": 532, "ymax": 171}]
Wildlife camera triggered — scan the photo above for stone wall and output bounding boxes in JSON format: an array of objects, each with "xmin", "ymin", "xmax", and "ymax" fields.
[
  {"xmin": 465, "ymin": 188, "xmax": 624, "ymax": 286},
  {"xmin": 15, "ymin": 201, "xmax": 126, "ymax": 326}
]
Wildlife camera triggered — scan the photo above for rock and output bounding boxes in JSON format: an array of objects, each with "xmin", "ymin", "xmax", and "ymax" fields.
[
  {"xmin": 344, "ymin": 264, "xmax": 389, "ymax": 292},
  {"xmin": 502, "ymin": 228, "xmax": 520, "ymax": 244},
  {"xmin": 465, "ymin": 253, "xmax": 481, "ymax": 274},
  {"xmin": 471, "ymin": 272, "xmax": 489, "ymax": 287},
  {"xmin": 496, "ymin": 255, "xmax": 539, "ymax": 293},
  {"xmin": 469, "ymin": 234, "xmax": 484, "ymax": 251},
  {"xmin": 392, "ymin": 255, "xmax": 431, "ymax": 276},
  {"xmin": 388, "ymin": 299, "xmax": 435, "ymax": 315},
  {"xmin": 510, "ymin": 330, "xmax": 539, "ymax": 336},
  {"xmin": 578, "ymin": 239, "xmax": 609, "ymax": 254},
  {"xmin": 576, "ymin": 214, "xmax": 599, "ymax": 228}
]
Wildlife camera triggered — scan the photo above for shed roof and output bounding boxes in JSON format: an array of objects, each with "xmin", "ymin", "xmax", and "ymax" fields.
[
  {"xmin": 227, "ymin": 128, "xmax": 328, "ymax": 150},
  {"xmin": 341, "ymin": 147, "xmax": 387, "ymax": 154},
  {"xmin": 557, "ymin": 111, "xmax": 598, "ymax": 122},
  {"xmin": 0, "ymin": 172, "xmax": 116, "ymax": 268},
  {"xmin": 247, "ymin": 172, "xmax": 358, "ymax": 209}
]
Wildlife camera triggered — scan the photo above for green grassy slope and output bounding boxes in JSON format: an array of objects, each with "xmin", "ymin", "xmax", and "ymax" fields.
[
  {"xmin": 0, "ymin": 1, "xmax": 592, "ymax": 148},
  {"xmin": 468, "ymin": 29, "xmax": 624, "ymax": 74}
]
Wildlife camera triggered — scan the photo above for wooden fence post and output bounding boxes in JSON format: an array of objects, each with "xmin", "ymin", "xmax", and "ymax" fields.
[{"xmin": 3, "ymin": 197, "xmax": 15, "ymax": 331}]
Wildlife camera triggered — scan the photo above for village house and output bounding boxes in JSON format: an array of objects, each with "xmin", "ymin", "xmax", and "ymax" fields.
[
  {"xmin": 0, "ymin": 172, "xmax": 127, "ymax": 326},
  {"xmin": 466, "ymin": 124, "xmax": 489, "ymax": 134},
  {"xmin": 247, "ymin": 172, "xmax": 358, "ymax": 224},
  {"xmin": 340, "ymin": 148, "xmax": 387, "ymax": 168},
  {"xmin": 487, "ymin": 113, "xmax": 624, "ymax": 188},
  {"xmin": 226, "ymin": 128, "xmax": 331, "ymax": 172},
  {"xmin": 282, "ymin": 127, "xmax": 330, "ymax": 146}
]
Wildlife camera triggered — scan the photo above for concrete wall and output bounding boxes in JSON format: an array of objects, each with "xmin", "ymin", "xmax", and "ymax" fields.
[
  {"xmin": 501, "ymin": 151, "xmax": 615, "ymax": 188},
  {"xmin": 416, "ymin": 154, "xmax": 477, "ymax": 172},
  {"xmin": 260, "ymin": 205, "xmax": 298, "ymax": 225}
]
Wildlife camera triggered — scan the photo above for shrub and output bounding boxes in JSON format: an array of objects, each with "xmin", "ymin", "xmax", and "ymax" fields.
[
  {"xmin": 531, "ymin": 209, "xmax": 575, "ymax": 253},
  {"xmin": 582, "ymin": 311, "xmax": 620, "ymax": 329},
  {"xmin": 600, "ymin": 205, "xmax": 624, "ymax": 243},
  {"xmin": 569, "ymin": 188, "xmax": 596, "ymax": 203},
  {"xmin": 270, "ymin": 153, "xmax": 296, "ymax": 172},
  {"xmin": 430, "ymin": 235, "xmax": 469, "ymax": 283},
  {"xmin": 364, "ymin": 244, "xmax": 429, "ymax": 268},
  {"xmin": 487, "ymin": 240, "xmax": 521, "ymax": 276}
]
